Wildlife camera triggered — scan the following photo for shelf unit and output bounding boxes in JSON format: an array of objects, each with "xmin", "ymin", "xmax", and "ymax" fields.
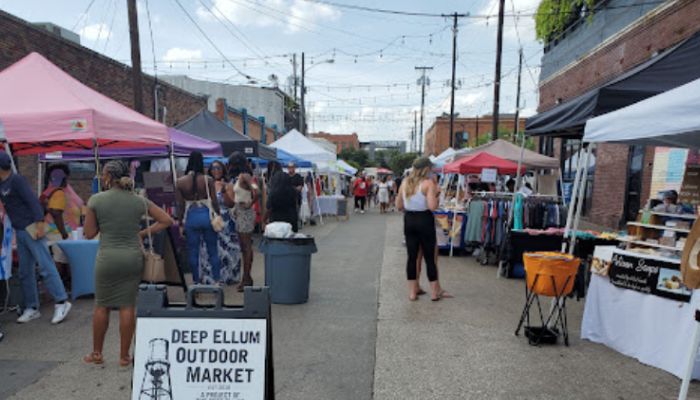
[{"xmin": 624, "ymin": 211, "xmax": 696, "ymax": 253}]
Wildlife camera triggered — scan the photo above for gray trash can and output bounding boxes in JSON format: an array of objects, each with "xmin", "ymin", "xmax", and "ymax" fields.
[{"xmin": 259, "ymin": 236, "xmax": 317, "ymax": 304}]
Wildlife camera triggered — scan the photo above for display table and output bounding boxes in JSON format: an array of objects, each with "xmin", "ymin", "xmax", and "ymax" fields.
[
  {"xmin": 57, "ymin": 240, "xmax": 99, "ymax": 300},
  {"xmin": 582, "ymin": 268, "xmax": 700, "ymax": 379},
  {"xmin": 315, "ymin": 195, "xmax": 344, "ymax": 216}
]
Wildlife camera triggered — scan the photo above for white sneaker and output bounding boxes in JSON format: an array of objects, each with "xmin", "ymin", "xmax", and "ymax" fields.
[
  {"xmin": 51, "ymin": 302, "xmax": 72, "ymax": 324},
  {"xmin": 361, "ymin": 210, "xmax": 365, "ymax": 214},
  {"xmin": 17, "ymin": 308, "xmax": 41, "ymax": 323}
]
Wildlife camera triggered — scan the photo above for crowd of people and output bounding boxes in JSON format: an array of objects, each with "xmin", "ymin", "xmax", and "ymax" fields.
[{"xmin": 351, "ymin": 173, "xmax": 402, "ymax": 214}]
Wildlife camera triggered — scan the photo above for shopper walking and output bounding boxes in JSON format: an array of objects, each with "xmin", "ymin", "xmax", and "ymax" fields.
[
  {"xmin": 205, "ymin": 160, "xmax": 241, "ymax": 285},
  {"xmin": 82, "ymin": 160, "xmax": 172, "ymax": 366},
  {"xmin": 176, "ymin": 151, "xmax": 221, "ymax": 284},
  {"xmin": 377, "ymin": 176, "xmax": 390, "ymax": 213},
  {"xmin": 353, "ymin": 174, "xmax": 368, "ymax": 213},
  {"xmin": 0, "ymin": 152, "xmax": 72, "ymax": 325},
  {"xmin": 225, "ymin": 152, "xmax": 258, "ymax": 291},
  {"xmin": 396, "ymin": 157, "xmax": 451, "ymax": 301}
]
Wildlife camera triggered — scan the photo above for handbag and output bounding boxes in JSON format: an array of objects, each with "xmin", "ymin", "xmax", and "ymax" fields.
[
  {"xmin": 141, "ymin": 197, "xmax": 165, "ymax": 283},
  {"xmin": 205, "ymin": 176, "xmax": 225, "ymax": 233}
]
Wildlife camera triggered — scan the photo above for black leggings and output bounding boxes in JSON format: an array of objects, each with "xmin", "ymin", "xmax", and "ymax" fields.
[
  {"xmin": 354, "ymin": 196, "xmax": 366, "ymax": 210},
  {"xmin": 404, "ymin": 211, "xmax": 438, "ymax": 282}
]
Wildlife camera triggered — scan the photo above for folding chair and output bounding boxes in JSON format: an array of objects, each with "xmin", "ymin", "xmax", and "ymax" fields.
[{"xmin": 515, "ymin": 252, "xmax": 580, "ymax": 346}]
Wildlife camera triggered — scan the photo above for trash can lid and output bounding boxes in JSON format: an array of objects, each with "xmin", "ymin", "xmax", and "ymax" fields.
[{"xmin": 261, "ymin": 236, "xmax": 316, "ymax": 246}]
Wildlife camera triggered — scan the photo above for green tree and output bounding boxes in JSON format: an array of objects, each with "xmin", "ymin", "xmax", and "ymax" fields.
[
  {"xmin": 388, "ymin": 152, "xmax": 420, "ymax": 175},
  {"xmin": 535, "ymin": 0, "xmax": 596, "ymax": 43},
  {"xmin": 339, "ymin": 148, "xmax": 373, "ymax": 169}
]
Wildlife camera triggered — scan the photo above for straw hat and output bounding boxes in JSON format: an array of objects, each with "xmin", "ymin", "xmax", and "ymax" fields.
[{"xmin": 681, "ymin": 218, "xmax": 700, "ymax": 289}]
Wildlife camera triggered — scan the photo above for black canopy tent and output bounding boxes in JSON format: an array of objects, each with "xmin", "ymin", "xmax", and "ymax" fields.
[
  {"xmin": 526, "ymin": 30, "xmax": 700, "ymax": 137},
  {"xmin": 176, "ymin": 109, "xmax": 277, "ymax": 160}
]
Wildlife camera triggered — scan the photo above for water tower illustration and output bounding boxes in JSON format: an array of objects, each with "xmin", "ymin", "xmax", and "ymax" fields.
[{"xmin": 138, "ymin": 338, "xmax": 173, "ymax": 399}]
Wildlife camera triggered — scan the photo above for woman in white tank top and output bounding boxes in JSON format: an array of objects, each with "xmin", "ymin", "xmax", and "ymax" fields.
[{"xmin": 396, "ymin": 157, "xmax": 452, "ymax": 301}]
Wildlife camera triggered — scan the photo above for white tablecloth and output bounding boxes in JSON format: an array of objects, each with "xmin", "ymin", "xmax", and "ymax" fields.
[
  {"xmin": 582, "ymin": 273, "xmax": 700, "ymax": 379},
  {"xmin": 315, "ymin": 195, "xmax": 344, "ymax": 215}
]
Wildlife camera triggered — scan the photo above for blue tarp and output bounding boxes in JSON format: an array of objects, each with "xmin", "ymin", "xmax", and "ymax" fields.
[{"xmin": 204, "ymin": 148, "xmax": 312, "ymax": 169}]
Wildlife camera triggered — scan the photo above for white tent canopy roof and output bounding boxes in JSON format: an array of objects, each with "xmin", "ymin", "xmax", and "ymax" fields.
[
  {"xmin": 271, "ymin": 129, "xmax": 336, "ymax": 162},
  {"xmin": 584, "ymin": 77, "xmax": 700, "ymax": 148}
]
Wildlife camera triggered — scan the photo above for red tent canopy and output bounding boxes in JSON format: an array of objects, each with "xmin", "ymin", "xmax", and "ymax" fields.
[
  {"xmin": 442, "ymin": 152, "xmax": 523, "ymax": 175},
  {"xmin": 377, "ymin": 167, "xmax": 393, "ymax": 174}
]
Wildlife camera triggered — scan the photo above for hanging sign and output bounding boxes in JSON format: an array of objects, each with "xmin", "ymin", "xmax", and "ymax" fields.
[
  {"xmin": 481, "ymin": 168, "xmax": 497, "ymax": 183},
  {"xmin": 608, "ymin": 250, "xmax": 691, "ymax": 302}
]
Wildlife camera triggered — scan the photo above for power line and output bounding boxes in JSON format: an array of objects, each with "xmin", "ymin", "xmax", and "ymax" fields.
[
  {"xmin": 302, "ymin": 0, "xmax": 447, "ymax": 17},
  {"xmin": 144, "ymin": 0, "xmax": 158, "ymax": 78},
  {"xmin": 71, "ymin": 0, "xmax": 97, "ymax": 31},
  {"xmin": 172, "ymin": 0, "xmax": 259, "ymax": 82}
]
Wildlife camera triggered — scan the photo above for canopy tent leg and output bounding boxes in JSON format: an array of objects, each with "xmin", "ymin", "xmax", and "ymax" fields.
[
  {"xmin": 37, "ymin": 161, "xmax": 42, "ymax": 196},
  {"xmin": 169, "ymin": 142, "xmax": 178, "ymax": 190},
  {"xmin": 568, "ymin": 144, "xmax": 593, "ymax": 255},
  {"xmin": 449, "ymin": 176, "xmax": 462, "ymax": 257},
  {"xmin": 93, "ymin": 140, "xmax": 101, "ymax": 193},
  {"xmin": 561, "ymin": 144, "xmax": 585, "ymax": 253}
]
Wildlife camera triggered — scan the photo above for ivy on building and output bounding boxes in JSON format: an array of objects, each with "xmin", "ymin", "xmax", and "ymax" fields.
[{"xmin": 535, "ymin": 0, "xmax": 597, "ymax": 43}]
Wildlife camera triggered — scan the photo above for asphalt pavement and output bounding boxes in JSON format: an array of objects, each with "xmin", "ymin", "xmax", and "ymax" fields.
[{"xmin": 1, "ymin": 207, "xmax": 699, "ymax": 399}]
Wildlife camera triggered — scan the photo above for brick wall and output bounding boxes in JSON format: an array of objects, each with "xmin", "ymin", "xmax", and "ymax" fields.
[
  {"xmin": 423, "ymin": 115, "xmax": 526, "ymax": 155},
  {"xmin": 536, "ymin": 0, "xmax": 700, "ymax": 228},
  {"xmin": 310, "ymin": 132, "xmax": 360, "ymax": 153},
  {"xmin": 214, "ymin": 99, "xmax": 278, "ymax": 145},
  {"xmin": 0, "ymin": 10, "xmax": 207, "ymax": 197}
]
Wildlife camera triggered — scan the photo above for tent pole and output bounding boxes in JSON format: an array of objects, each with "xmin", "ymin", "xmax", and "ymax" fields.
[
  {"xmin": 4, "ymin": 143, "xmax": 17, "ymax": 174},
  {"xmin": 561, "ymin": 144, "xmax": 584, "ymax": 253},
  {"xmin": 169, "ymin": 141, "xmax": 178, "ymax": 188},
  {"xmin": 93, "ymin": 140, "xmax": 101, "ymax": 192},
  {"xmin": 37, "ymin": 161, "xmax": 42, "ymax": 195},
  {"xmin": 449, "ymin": 175, "xmax": 462, "ymax": 257},
  {"xmin": 568, "ymin": 144, "xmax": 592, "ymax": 255}
]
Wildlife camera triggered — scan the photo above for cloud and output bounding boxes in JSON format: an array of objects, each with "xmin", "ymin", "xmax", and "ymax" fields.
[
  {"xmin": 196, "ymin": 0, "xmax": 340, "ymax": 33},
  {"xmin": 79, "ymin": 23, "xmax": 112, "ymax": 42},
  {"xmin": 163, "ymin": 47, "xmax": 203, "ymax": 62}
]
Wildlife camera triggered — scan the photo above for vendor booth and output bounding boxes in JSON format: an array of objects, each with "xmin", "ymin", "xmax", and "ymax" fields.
[
  {"xmin": 0, "ymin": 53, "xmax": 186, "ymax": 304},
  {"xmin": 578, "ymin": 76, "xmax": 700, "ymax": 396},
  {"xmin": 176, "ymin": 109, "xmax": 276, "ymax": 160}
]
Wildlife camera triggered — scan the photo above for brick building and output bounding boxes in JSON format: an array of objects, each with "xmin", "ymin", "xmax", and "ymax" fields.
[
  {"xmin": 529, "ymin": 0, "xmax": 700, "ymax": 229},
  {"xmin": 214, "ymin": 98, "xmax": 279, "ymax": 145},
  {"xmin": 0, "ymin": 10, "xmax": 207, "ymax": 194},
  {"xmin": 309, "ymin": 132, "xmax": 360, "ymax": 153},
  {"xmin": 423, "ymin": 114, "xmax": 525, "ymax": 156}
]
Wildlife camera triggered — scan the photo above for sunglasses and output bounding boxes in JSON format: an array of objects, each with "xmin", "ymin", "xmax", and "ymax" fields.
[{"xmin": 210, "ymin": 166, "xmax": 223, "ymax": 171}]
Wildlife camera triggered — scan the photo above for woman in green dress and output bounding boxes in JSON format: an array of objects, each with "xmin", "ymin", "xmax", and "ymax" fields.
[{"xmin": 82, "ymin": 161, "xmax": 172, "ymax": 367}]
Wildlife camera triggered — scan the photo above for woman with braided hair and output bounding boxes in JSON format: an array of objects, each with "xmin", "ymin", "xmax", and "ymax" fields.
[{"xmin": 82, "ymin": 160, "xmax": 172, "ymax": 367}]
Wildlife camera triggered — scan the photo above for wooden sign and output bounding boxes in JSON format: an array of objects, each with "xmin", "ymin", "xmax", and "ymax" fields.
[{"xmin": 679, "ymin": 164, "xmax": 700, "ymax": 205}]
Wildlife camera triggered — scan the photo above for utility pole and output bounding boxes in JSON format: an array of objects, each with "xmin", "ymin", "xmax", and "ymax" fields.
[
  {"xmin": 300, "ymin": 52, "xmax": 306, "ymax": 135},
  {"xmin": 449, "ymin": 12, "xmax": 458, "ymax": 149},
  {"xmin": 127, "ymin": 0, "xmax": 144, "ymax": 113},
  {"xmin": 513, "ymin": 48, "xmax": 523, "ymax": 143},
  {"xmin": 491, "ymin": 0, "xmax": 506, "ymax": 141},
  {"xmin": 415, "ymin": 66, "xmax": 433, "ymax": 154},
  {"xmin": 413, "ymin": 110, "xmax": 418, "ymax": 152},
  {"xmin": 292, "ymin": 53, "xmax": 298, "ymax": 102}
]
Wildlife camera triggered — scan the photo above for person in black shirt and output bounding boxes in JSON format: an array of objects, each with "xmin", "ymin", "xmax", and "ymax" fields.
[
  {"xmin": 266, "ymin": 161, "xmax": 299, "ymax": 232},
  {"xmin": 288, "ymin": 162, "xmax": 304, "ymax": 206}
]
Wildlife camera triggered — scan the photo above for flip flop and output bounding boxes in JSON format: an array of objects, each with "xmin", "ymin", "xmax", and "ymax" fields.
[
  {"xmin": 119, "ymin": 356, "xmax": 133, "ymax": 367},
  {"xmin": 431, "ymin": 290, "xmax": 454, "ymax": 302},
  {"xmin": 417, "ymin": 288, "xmax": 427, "ymax": 296},
  {"xmin": 83, "ymin": 352, "xmax": 104, "ymax": 365}
]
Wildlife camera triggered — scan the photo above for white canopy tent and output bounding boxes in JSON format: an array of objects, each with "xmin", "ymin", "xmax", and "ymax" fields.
[
  {"xmin": 584, "ymin": 77, "xmax": 700, "ymax": 147},
  {"xmin": 270, "ymin": 129, "xmax": 336, "ymax": 163},
  {"xmin": 580, "ymin": 77, "xmax": 700, "ymax": 400}
]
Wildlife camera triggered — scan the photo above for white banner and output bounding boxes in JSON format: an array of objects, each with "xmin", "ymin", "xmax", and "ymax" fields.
[{"xmin": 132, "ymin": 317, "xmax": 267, "ymax": 400}]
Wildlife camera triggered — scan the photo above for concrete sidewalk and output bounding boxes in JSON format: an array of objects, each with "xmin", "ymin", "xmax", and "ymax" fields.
[{"xmin": 373, "ymin": 213, "xmax": 700, "ymax": 399}]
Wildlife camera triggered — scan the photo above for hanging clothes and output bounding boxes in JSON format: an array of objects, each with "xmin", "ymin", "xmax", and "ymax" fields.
[{"xmin": 465, "ymin": 200, "xmax": 485, "ymax": 243}]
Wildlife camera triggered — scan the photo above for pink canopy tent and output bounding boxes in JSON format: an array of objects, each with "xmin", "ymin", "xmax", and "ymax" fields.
[
  {"xmin": 0, "ymin": 52, "xmax": 169, "ymax": 155},
  {"xmin": 443, "ymin": 152, "xmax": 524, "ymax": 175}
]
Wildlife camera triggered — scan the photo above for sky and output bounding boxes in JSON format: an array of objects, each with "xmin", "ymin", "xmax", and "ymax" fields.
[{"xmin": 0, "ymin": 0, "xmax": 543, "ymax": 149}]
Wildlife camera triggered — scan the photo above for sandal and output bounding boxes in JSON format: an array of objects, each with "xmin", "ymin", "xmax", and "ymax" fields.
[
  {"xmin": 431, "ymin": 290, "xmax": 454, "ymax": 302},
  {"xmin": 236, "ymin": 280, "xmax": 253, "ymax": 293},
  {"xmin": 83, "ymin": 352, "xmax": 104, "ymax": 365},
  {"xmin": 119, "ymin": 356, "xmax": 133, "ymax": 367},
  {"xmin": 417, "ymin": 288, "xmax": 427, "ymax": 296}
]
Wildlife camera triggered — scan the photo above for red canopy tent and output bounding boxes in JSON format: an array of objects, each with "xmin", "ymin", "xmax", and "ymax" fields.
[
  {"xmin": 376, "ymin": 167, "xmax": 393, "ymax": 175},
  {"xmin": 442, "ymin": 152, "xmax": 523, "ymax": 175},
  {"xmin": 0, "ymin": 52, "xmax": 169, "ymax": 155}
]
